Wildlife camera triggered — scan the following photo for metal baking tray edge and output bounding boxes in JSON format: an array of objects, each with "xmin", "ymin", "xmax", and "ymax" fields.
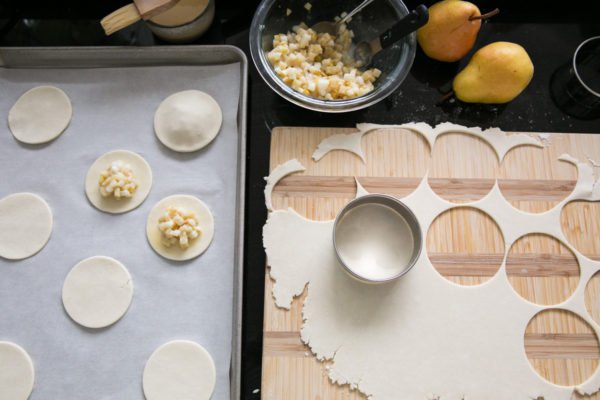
[{"xmin": 0, "ymin": 45, "xmax": 247, "ymax": 400}]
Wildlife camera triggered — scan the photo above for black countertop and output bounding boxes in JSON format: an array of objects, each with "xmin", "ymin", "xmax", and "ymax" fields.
[{"xmin": 1, "ymin": 1, "xmax": 599, "ymax": 398}]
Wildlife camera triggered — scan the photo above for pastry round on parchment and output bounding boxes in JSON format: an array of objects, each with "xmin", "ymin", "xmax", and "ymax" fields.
[
  {"xmin": 146, "ymin": 194, "xmax": 214, "ymax": 261},
  {"xmin": 143, "ymin": 340, "xmax": 216, "ymax": 400},
  {"xmin": 85, "ymin": 150, "xmax": 152, "ymax": 214},
  {"xmin": 154, "ymin": 90, "xmax": 222, "ymax": 153},
  {"xmin": 62, "ymin": 256, "xmax": 133, "ymax": 329},
  {"xmin": 8, "ymin": 85, "xmax": 72, "ymax": 144},
  {"xmin": 0, "ymin": 192, "xmax": 52, "ymax": 260},
  {"xmin": 0, "ymin": 341, "xmax": 35, "ymax": 400}
]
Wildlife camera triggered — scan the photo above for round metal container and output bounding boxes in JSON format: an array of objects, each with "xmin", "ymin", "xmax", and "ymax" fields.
[
  {"xmin": 145, "ymin": 0, "xmax": 215, "ymax": 44},
  {"xmin": 333, "ymin": 194, "xmax": 422, "ymax": 284}
]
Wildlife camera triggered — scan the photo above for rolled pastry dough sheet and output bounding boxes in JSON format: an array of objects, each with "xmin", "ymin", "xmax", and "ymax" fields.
[
  {"xmin": 154, "ymin": 90, "xmax": 223, "ymax": 153},
  {"xmin": 8, "ymin": 86, "xmax": 72, "ymax": 144},
  {"xmin": 0, "ymin": 192, "xmax": 52, "ymax": 260},
  {"xmin": 263, "ymin": 127, "xmax": 600, "ymax": 399},
  {"xmin": 84, "ymin": 150, "xmax": 153, "ymax": 214},
  {"xmin": 62, "ymin": 256, "xmax": 133, "ymax": 329},
  {"xmin": 0, "ymin": 341, "xmax": 35, "ymax": 400},
  {"xmin": 143, "ymin": 340, "xmax": 216, "ymax": 400},
  {"xmin": 146, "ymin": 194, "xmax": 214, "ymax": 261}
]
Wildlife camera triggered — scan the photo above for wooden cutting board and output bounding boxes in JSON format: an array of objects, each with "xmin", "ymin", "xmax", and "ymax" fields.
[{"xmin": 262, "ymin": 126, "xmax": 600, "ymax": 400}]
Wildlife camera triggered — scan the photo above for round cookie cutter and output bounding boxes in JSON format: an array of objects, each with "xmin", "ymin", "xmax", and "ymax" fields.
[{"xmin": 333, "ymin": 194, "xmax": 422, "ymax": 284}]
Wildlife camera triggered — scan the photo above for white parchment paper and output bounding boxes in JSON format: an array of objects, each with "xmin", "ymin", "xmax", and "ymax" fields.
[{"xmin": 0, "ymin": 63, "xmax": 241, "ymax": 399}]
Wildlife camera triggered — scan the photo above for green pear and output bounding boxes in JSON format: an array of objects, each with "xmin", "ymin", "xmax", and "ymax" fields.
[
  {"xmin": 417, "ymin": 0, "xmax": 482, "ymax": 62},
  {"xmin": 453, "ymin": 41, "xmax": 534, "ymax": 104}
]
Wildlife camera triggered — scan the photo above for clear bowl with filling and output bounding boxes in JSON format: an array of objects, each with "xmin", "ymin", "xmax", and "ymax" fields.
[
  {"xmin": 146, "ymin": 0, "xmax": 215, "ymax": 43},
  {"xmin": 333, "ymin": 194, "xmax": 422, "ymax": 283},
  {"xmin": 250, "ymin": 0, "xmax": 416, "ymax": 112}
]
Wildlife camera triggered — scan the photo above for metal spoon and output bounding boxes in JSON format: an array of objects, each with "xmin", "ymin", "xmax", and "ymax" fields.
[
  {"xmin": 311, "ymin": 0, "xmax": 375, "ymax": 35},
  {"xmin": 355, "ymin": 4, "xmax": 429, "ymax": 67}
]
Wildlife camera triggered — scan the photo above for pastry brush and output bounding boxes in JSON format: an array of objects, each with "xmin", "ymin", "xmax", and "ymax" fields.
[{"xmin": 101, "ymin": 0, "xmax": 181, "ymax": 36}]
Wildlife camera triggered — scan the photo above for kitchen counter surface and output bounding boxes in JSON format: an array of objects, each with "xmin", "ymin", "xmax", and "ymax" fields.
[{"xmin": 1, "ymin": 1, "xmax": 599, "ymax": 398}]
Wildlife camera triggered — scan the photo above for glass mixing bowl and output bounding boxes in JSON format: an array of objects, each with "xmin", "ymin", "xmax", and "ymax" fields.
[{"xmin": 249, "ymin": 0, "xmax": 416, "ymax": 113}]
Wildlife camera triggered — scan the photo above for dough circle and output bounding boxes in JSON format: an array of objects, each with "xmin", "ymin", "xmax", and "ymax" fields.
[
  {"xmin": 154, "ymin": 90, "xmax": 223, "ymax": 152},
  {"xmin": 85, "ymin": 150, "xmax": 152, "ymax": 214},
  {"xmin": 142, "ymin": 340, "xmax": 216, "ymax": 400},
  {"xmin": 62, "ymin": 256, "xmax": 133, "ymax": 329},
  {"xmin": 0, "ymin": 192, "xmax": 52, "ymax": 260},
  {"xmin": 8, "ymin": 85, "xmax": 72, "ymax": 144},
  {"xmin": 146, "ymin": 195, "xmax": 214, "ymax": 261},
  {"xmin": 0, "ymin": 341, "xmax": 35, "ymax": 400}
]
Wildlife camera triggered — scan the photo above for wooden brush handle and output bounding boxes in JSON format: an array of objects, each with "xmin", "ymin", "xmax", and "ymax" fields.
[{"xmin": 133, "ymin": 0, "xmax": 181, "ymax": 20}]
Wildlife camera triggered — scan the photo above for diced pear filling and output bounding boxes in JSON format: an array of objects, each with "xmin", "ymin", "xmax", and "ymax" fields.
[
  {"xmin": 266, "ymin": 18, "xmax": 381, "ymax": 100},
  {"xmin": 158, "ymin": 207, "xmax": 201, "ymax": 249},
  {"xmin": 99, "ymin": 161, "xmax": 138, "ymax": 199}
]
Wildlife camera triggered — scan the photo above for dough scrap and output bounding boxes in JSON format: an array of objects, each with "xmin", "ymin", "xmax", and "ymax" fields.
[
  {"xmin": 264, "ymin": 159, "xmax": 305, "ymax": 211},
  {"xmin": 312, "ymin": 131, "xmax": 366, "ymax": 163},
  {"xmin": 143, "ymin": 340, "xmax": 216, "ymax": 400},
  {"xmin": 559, "ymin": 154, "xmax": 600, "ymax": 201},
  {"xmin": 0, "ymin": 341, "xmax": 34, "ymax": 400},
  {"xmin": 359, "ymin": 122, "xmax": 542, "ymax": 160},
  {"xmin": 62, "ymin": 256, "xmax": 133, "ymax": 329},
  {"xmin": 0, "ymin": 192, "xmax": 52, "ymax": 260},
  {"xmin": 8, "ymin": 85, "xmax": 72, "ymax": 144},
  {"xmin": 264, "ymin": 150, "xmax": 600, "ymax": 398},
  {"xmin": 85, "ymin": 150, "xmax": 152, "ymax": 214},
  {"xmin": 154, "ymin": 90, "xmax": 222, "ymax": 153},
  {"xmin": 146, "ymin": 195, "xmax": 214, "ymax": 261},
  {"xmin": 354, "ymin": 177, "xmax": 368, "ymax": 198},
  {"xmin": 311, "ymin": 122, "xmax": 543, "ymax": 162}
]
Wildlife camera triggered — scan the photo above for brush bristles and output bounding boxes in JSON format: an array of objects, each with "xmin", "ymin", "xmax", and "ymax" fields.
[{"xmin": 101, "ymin": 4, "xmax": 141, "ymax": 36}]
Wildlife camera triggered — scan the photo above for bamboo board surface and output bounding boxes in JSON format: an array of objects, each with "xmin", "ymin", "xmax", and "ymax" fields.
[{"xmin": 262, "ymin": 126, "xmax": 600, "ymax": 399}]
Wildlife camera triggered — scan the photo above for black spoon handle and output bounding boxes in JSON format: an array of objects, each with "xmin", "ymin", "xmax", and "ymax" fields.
[{"xmin": 379, "ymin": 4, "xmax": 429, "ymax": 49}]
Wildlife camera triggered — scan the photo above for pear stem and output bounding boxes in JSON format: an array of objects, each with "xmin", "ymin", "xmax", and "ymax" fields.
[
  {"xmin": 437, "ymin": 91, "xmax": 454, "ymax": 105},
  {"xmin": 469, "ymin": 8, "xmax": 500, "ymax": 21}
]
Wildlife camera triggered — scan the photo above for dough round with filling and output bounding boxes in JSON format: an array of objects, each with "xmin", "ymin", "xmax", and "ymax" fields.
[
  {"xmin": 0, "ymin": 341, "xmax": 35, "ymax": 400},
  {"xmin": 62, "ymin": 256, "xmax": 133, "ymax": 329},
  {"xmin": 8, "ymin": 85, "xmax": 72, "ymax": 144},
  {"xmin": 154, "ymin": 90, "xmax": 222, "ymax": 152},
  {"xmin": 0, "ymin": 192, "xmax": 52, "ymax": 260},
  {"xmin": 146, "ymin": 195, "xmax": 214, "ymax": 261},
  {"xmin": 143, "ymin": 340, "xmax": 216, "ymax": 400},
  {"xmin": 85, "ymin": 150, "xmax": 152, "ymax": 214}
]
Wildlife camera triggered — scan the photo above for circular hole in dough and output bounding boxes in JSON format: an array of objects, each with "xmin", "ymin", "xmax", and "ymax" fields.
[
  {"xmin": 560, "ymin": 200, "xmax": 600, "ymax": 261},
  {"xmin": 146, "ymin": 195, "xmax": 214, "ymax": 261},
  {"xmin": 0, "ymin": 341, "xmax": 35, "ymax": 400},
  {"xmin": 0, "ymin": 192, "xmax": 52, "ymax": 260},
  {"xmin": 524, "ymin": 308, "xmax": 599, "ymax": 386},
  {"xmin": 8, "ymin": 85, "xmax": 72, "ymax": 144},
  {"xmin": 506, "ymin": 233, "xmax": 579, "ymax": 305},
  {"xmin": 154, "ymin": 90, "xmax": 223, "ymax": 153},
  {"xmin": 428, "ymin": 132, "xmax": 498, "ymax": 203},
  {"xmin": 356, "ymin": 127, "xmax": 430, "ymax": 201},
  {"xmin": 426, "ymin": 206, "xmax": 505, "ymax": 286},
  {"xmin": 85, "ymin": 150, "xmax": 152, "ymax": 214},
  {"xmin": 498, "ymin": 145, "xmax": 577, "ymax": 214},
  {"xmin": 62, "ymin": 256, "xmax": 133, "ymax": 329},
  {"xmin": 143, "ymin": 340, "xmax": 216, "ymax": 400},
  {"xmin": 585, "ymin": 271, "xmax": 600, "ymax": 326}
]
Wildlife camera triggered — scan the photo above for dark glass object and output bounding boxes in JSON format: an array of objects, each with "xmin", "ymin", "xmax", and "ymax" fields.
[{"xmin": 550, "ymin": 36, "xmax": 600, "ymax": 120}]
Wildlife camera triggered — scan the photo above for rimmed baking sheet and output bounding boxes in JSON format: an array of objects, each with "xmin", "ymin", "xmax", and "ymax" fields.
[{"xmin": 0, "ymin": 45, "xmax": 246, "ymax": 400}]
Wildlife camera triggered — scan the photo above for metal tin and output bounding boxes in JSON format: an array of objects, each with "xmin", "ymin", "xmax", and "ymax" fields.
[
  {"xmin": 146, "ymin": 0, "xmax": 216, "ymax": 43},
  {"xmin": 0, "ymin": 45, "xmax": 246, "ymax": 400},
  {"xmin": 333, "ymin": 194, "xmax": 422, "ymax": 284}
]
